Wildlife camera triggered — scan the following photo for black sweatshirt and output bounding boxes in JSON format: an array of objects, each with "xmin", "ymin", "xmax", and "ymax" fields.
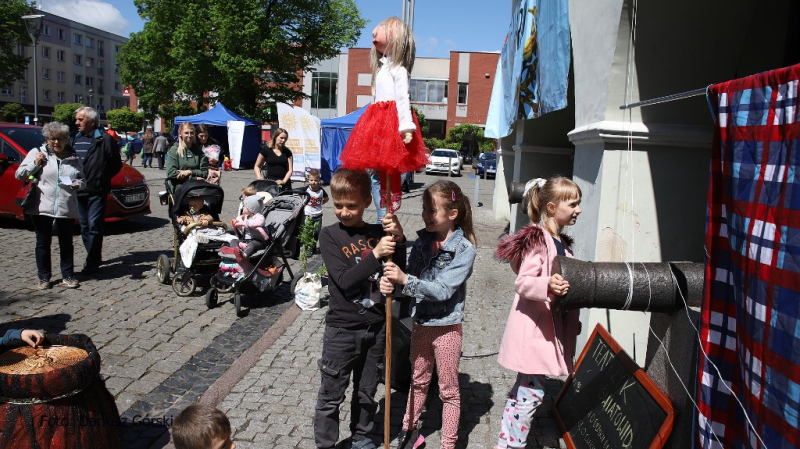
[{"xmin": 320, "ymin": 222, "xmax": 407, "ymax": 328}]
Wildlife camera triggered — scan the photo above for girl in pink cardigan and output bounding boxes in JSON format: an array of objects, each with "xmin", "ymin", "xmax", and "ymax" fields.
[
  {"xmin": 494, "ymin": 176, "xmax": 582, "ymax": 449},
  {"xmin": 221, "ymin": 194, "xmax": 269, "ymax": 263}
]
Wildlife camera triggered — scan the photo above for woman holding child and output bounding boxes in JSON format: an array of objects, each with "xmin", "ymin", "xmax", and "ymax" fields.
[
  {"xmin": 254, "ymin": 128, "xmax": 293, "ymax": 191},
  {"xmin": 166, "ymin": 122, "xmax": 208, "ymax": 189},
  {"xmin": 16, "ymin": 121, "xmax": 85, "ymax": 290}
]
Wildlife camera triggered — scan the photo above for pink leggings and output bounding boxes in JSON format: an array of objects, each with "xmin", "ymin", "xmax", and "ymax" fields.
[{"xmin": 402, "ymin": 323, "xmax": 462, "ymax": 449}]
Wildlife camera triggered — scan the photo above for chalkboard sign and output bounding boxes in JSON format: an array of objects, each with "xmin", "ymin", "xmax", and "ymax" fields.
[{"xmin": 554, "ymin": 324, "xmax": 674, "ymax": 449}]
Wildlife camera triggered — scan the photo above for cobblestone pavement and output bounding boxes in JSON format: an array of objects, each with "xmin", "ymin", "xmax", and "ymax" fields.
[{"xmin": 0, "ymin": 167, "xmax": 565, "ymax": 448}]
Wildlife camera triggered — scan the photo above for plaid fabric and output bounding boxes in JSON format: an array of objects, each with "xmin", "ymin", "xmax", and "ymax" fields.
[{"xmin": 698, "ymin": 64, "xmax": 800, "ymax": 449}]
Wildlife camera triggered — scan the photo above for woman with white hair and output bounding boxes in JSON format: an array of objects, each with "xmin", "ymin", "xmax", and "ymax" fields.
[
  {"xmin": 166, "ymin": 122, "xmax": 208, "ymax": 189},
  {"xmin": 15, "ymin": 121, "xmax": 85, "ymax": 289}
]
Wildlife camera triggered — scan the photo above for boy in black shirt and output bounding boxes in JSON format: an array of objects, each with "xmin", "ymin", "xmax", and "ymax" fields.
[{"xmin": 315, "ymin": 168, "xmax": 406, "ymax": 449}]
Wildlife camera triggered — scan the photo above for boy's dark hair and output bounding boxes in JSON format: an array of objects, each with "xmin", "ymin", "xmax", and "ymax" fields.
[
  {"xmin": 172, "ymin": 404, "xmax": 231, "ymax": 449},
  {"xmin": 330, "ymin": 168, "xmax": 370, "ymax": 202}
]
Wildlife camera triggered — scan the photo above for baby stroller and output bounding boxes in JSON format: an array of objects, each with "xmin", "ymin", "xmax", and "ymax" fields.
[
  {"xmin": 207, "ymin": 186, "xmax": 310, "ymax": 316},
  {"xmin": 155, "ymin": 179, "xmax": 228, "ymax": 296}
]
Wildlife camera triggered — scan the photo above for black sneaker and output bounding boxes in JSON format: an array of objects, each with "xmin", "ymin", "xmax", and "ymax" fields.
[
  {"xmin": 396, "ymin": 429, "xmax": 424, "ymax": 449},
  {"xmin": 349, "ymin": 436, "xmax": 377, "ymax": 449}
]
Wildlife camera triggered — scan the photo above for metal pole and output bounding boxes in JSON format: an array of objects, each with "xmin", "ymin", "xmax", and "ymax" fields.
[
  {"xmin": 22, "ymin": 14, "xmax": 44, "ymax": 125},
  {"xmin": 619, "ymin": 87, "xmax": 707, "ymax": 110},
  {"xmin": 409, "ymin": 0, "xmax": 415, "ymax": 31}
]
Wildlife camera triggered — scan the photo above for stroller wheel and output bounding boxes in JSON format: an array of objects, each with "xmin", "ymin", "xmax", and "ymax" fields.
[
  {"xmin": 173, "ymin": 272, "xmax": 196, "ymax": 297},
  {"xmin": 206, "ymin": 288, "xmax": 218, "ymax": 309},
  {"xmin": 156, "ymin": 254, "xmax": 171, "ymax": 284},
  {"xmin": 234, "ymin": 293, "xmax": 243, "ymax": 316}
]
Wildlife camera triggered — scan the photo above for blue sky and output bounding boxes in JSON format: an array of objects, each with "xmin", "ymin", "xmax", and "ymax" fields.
[{"xmin": 37, "ymin": 0, "xmax": 510, "ymax": 58}]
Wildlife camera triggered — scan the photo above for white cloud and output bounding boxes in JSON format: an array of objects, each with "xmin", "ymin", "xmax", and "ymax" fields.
[
  {"xmin": 445, "ymin": 39, "xmax": 457, "ymax": 50},
  {"xmin": 41, "ymin": 0, "xmax": 130, "ymax": 36}
]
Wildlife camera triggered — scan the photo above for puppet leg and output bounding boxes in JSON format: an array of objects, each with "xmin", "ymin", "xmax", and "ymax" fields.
[{"xmin": 379, "ymin": 171, "xmax": 403, "ymax": 214}]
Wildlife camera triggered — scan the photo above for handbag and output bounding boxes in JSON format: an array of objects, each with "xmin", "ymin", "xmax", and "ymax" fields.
[{"xmin": 15, "ymin": 177, "xmax": 39, "ymax": 208}]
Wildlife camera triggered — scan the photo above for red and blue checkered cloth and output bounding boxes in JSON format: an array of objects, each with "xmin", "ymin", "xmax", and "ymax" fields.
[{"xmin": 698, "ymin": 64, "xmax": 800, "ymax": 448}]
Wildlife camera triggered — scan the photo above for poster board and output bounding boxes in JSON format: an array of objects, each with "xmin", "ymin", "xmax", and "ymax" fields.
[
  {"xmin": 554, "ymin": 324, "xmax": 674, "ymax": 449},
  {"xmin": 277, "ymin": 103, "xmax": 321, "ymax": 180},
  {"xmin": 226, "ymin": 120, "xmax": 245, "ymax": 169}
]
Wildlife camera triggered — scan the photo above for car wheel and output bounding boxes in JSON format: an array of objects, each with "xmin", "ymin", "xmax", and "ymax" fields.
[
  {"xmin": 455, "ymin": 169, "xmax": 461, "ymax": 177},
  {"xmin": 156, "ymin": 254, "xmax": 170, "ymax": 284},
  {"xmin": 172, "ymin": 272, "xmax": 196, "ymax": 296},
  {"xmin": 205, "ymin": 288, "xmax": 218, "ymax": 309}
]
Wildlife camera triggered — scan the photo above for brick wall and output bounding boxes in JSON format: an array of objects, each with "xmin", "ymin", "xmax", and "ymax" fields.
[
  {"xmin": 346, "ymin": 48, "xmax": 372, "ymax": 113},
  {"xmin": 446, "ymin": 51, "xmax": 499, "ymax": 134}
]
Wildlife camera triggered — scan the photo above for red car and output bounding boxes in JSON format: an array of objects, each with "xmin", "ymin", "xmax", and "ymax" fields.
[{"xmin": 0, "ymin": 124, "xmax": 150, "ymax": 222}]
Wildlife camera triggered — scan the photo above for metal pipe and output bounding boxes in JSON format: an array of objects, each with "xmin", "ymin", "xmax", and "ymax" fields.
[
  {"xmin": 22, "ymin": 14, "xmax": 44, "ymax": 125},
  {"xmin": 619, "ymin": 87, "xmax": 708, "ymax": 110},
  {"xmin": 552, "ymin": 258, "xmax": 704, "ymax": 313}
]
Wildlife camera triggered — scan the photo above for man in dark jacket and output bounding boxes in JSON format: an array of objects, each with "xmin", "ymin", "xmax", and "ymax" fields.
[{"xmin": 71, "ymin": 107, "xmax": 123, "ymax": 275}]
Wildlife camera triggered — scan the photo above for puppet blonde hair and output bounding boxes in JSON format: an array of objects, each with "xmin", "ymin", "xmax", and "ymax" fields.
[{"xmin": 370, "ymin": 16, "xmax": 415, "ymax": 95}]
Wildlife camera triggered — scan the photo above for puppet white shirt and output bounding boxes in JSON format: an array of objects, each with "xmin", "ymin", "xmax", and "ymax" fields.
[{"xmin": 374, "ymin": 57, "xmax": 416, "ymax": 133}]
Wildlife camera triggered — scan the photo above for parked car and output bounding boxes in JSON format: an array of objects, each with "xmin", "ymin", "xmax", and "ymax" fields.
[
  {"xmin": 117, "ymin": 131, "xmax": 144, "ymax": 154},
  {"xmin": 475, "ymin": 152, "xmax": 497, "ymax": 178},
  {"xmin": 0, "ymin": 124, "xmax": 151, "ymax": 223},
  {"xmin": 425, "ymin": 149, "xmax": 461, "ymax": 176},
  {"xmin": 462, "ymin": 152, "xmax": 474, "ymax": 166}
]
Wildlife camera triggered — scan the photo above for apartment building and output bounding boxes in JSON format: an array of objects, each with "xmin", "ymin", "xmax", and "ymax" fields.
[{"xmin": 0, "ymin": 9, "xmax": 132, "ymax": 123}]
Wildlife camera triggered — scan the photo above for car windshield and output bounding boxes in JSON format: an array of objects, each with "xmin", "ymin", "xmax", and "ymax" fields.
[
  {"xmin": 2, "ymin": 128, "xmax": 46, "ymax": 155},
  {"xmin": 431, "ymin": 150, "xmax": 457, "ymax": 158},
  {"xmin": 483, "ymin": 153, "xmax": 497, "ymax": 160}
]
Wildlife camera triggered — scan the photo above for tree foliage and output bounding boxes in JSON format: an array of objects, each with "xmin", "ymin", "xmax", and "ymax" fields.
[
  {"xmin": 0, "ymin": 0, "xmax": 33, "ymax": 89},
  {"xmin": 106, "ymin": 108, "xmax": 145, "ymax": 133},
  {"xmin": 2, "ymin": 103, "xmax": 26, "ymax": 123},
  {"xmin": 159, "ymin": 101, "xmax": 196, "ymax": 133},
  {"xmin": 120, "ymin": 0, "xmax": 366, "ymax": 123},
  {"xmin": 54, "ymin": 103, "xmax": 84, "ymax": 131},
  {"xmin": 447, "ymin": 123, "xmax": 496, "ymax": 154},
  {"xmin": 412, "ymin": 106, "xmax": 429, "ymax": 135}
]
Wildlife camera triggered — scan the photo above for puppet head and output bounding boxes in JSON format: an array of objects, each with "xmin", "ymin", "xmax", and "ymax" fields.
[{"xmin": 370, "ymin": 16, "xmax": 415, "ymax": 74}]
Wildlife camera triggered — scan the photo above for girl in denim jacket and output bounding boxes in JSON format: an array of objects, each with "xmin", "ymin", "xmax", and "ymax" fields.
[{"xmin": 381, "ymin": 180, "xmax": 476, "ymax": 449}]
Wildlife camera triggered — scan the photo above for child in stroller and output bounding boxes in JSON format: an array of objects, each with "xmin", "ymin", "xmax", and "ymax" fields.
[{"xmin": 220, "ymin": 194, "xmax": 270, "ymax": 263}]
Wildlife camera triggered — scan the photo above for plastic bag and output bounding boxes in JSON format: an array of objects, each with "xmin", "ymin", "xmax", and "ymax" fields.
[{"xmin": 294, "ymin": 272, "xmax": 322, "ymax": 311}]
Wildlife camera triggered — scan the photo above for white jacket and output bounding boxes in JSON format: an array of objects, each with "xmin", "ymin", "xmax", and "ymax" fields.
[
  {"xmin": 15, "ymin": 143, "xmax": 85, "ymax": 219},
  {"xmin": 374, "ymin": 56, "xmax": 416, "ymax": 133}
]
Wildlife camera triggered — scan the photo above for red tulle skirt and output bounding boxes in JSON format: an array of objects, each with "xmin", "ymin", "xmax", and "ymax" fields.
[{"xmin": 339, "ymin": 101, "xmax": 429, "ymax": 174}]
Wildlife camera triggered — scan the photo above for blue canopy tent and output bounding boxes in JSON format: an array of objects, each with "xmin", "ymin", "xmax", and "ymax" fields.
[
  {"xmin": 174, "ymin": 103, "xmax": 262, "ymax": 168},
  {"xmin": 319, "ymin": 103, "xmax": 369, "ymax": 183}
]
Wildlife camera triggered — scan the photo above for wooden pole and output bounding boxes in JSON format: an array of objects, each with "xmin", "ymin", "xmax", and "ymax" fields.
[{"xmin": 384, "ymin": 172, "xmax": 393, "ymax": 449}]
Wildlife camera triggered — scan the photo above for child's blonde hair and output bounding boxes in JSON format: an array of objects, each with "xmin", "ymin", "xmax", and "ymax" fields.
[
  {"xmin": 370, "ymin": 16, "xmax": 415, "ymax": 95},
  {"xmin": 307, "ymin": 168, "xmax": 321, "ymax": 179},
  {"xmin": 172, "ymin": 404, "xmax": 230, "ymax": 449},
  {"xmin": 424, "ymin": 180, "xmax": 476, "ymax": 245},
  {"xmin": 526, "ymin": 176, "xmax": 582, "ymax": 227},
  {"xmin": 241, "ymin": 186, "xmax": 257, "ymax": 197}
]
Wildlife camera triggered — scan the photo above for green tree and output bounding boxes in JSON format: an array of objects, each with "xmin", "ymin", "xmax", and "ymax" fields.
[
  {"xmin": 106, "ymin": 108, "xmax": 145, "ymax": 133},
  {"xmin": 445, "ymin": 123, "xmax": 496, "ymax": 155},
  {"xmin": 158, "ymin": 101, "xmax": 196, "ymax": 134},
  {"xmin": 0, "ymin": 0, "xmax": 33, "ymax": 89},
  {"xmin": 412, "ymin": 106, "xmax": 429, "ymax": 135},
  {"xmin": 2, "ymin": 103, "xmax": 26, "ymax": 123},
  {"xmin": 54, "ymin": 103, "xmax": 84, "ymax": 131},
  {"xmin": 120, "ymin": 0, "xmax": 366, "ymax": 123}
]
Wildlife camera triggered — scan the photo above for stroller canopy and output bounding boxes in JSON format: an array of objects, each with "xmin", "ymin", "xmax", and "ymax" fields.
[{"xmin": 171, "ymin": 180, "xmax": 226, "ymax": 220}]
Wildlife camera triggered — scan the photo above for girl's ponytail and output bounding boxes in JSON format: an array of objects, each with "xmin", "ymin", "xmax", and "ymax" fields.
[{"xmin": 525, "ymin": 176, "xmax": 582, "ymax": 227}]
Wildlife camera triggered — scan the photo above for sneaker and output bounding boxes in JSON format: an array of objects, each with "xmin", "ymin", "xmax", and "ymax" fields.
[
  {"xmin": 396, "ymin": 429, "xmax": 424, "ymax": 449},
  {"xmin": 37, "ymin": 279, "xmax": 51, "ymax": 290},
  {"xmin": 219, "ymin": 246, "xmax": 237, "ymax": 259},
  {"xmin": 61, "ymin": 277, "xmax": 80, "ymax": 288},
  {"xmin": 349, "ymin": 436, "xmax": 377, "ymax": 449}
]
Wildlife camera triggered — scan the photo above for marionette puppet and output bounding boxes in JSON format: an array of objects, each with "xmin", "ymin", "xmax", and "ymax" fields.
[{"xmin": 339, "ymin": 16, "xmax": 429, "ymax": 212}]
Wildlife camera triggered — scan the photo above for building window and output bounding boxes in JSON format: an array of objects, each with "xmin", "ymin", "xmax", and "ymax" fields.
[
  {"xmin": 98, "ymin": 97, "xmax": 103, "ymax": 108},
  {"xmin": 57, "ymin": 91, "xmax": 65, "ymax": 102},
  {"xmin": 115, "ymin": 45, "xmax": 120, "ymax": 54},
  {"xmin": 86, "ymin": 77, "xmax": 94, "ymax": 87},
  {"xmin": 57, "ymin": 28, "xmax": 65, "ymax": 40},
  {"xmin": 74, "ymin": 33, "xmax": 82, "ymax": 45},
  {"xmin": 74, "ymin": 94, "xmax": 82, "ymax": 103},
  {"xmin": 42, "ymin": 25, "xmax": 50, "ymax": 36},
  {"xmin": 98, "ymin": 79, "xmax": 104, "ymax": 95},
  {"xmin": 74, "ymin": 74, "xmax": 82, "ymax": 85},
  {"xmin": 114, "ymin": 82, "xmax": 121, "ymax": 92},
  {"xmin": 97, "ymin": 67, "xmax": 104, "ymax": 77},
  {"xmin": 74, "ymin": 54, "xmax": 82, "ymax": 65},
  {"xmin": 43, "ymin": 89, "xmax": 51, "ymax": 101},
  {"xmin": 409, "ymin": 79, "xmax": 447, "ymax": 103},
  {"xmin": 42, "ymin": 68, "xmax": 50, "ymax": 79},
  {"xmin": 0, "ymin": 88, "xmax": 12, "ymax": 96},
  {"xmin": 98, "ymin": 40, "xmax": 104, "ymax": 57},
  {"xmin": 19, "ymin": 69, "xmax": 27, "ymax": 82},
  {"xmin": 57, "ymin": 71, "xmax": 65, "ymax": 82},
  {"xmin": 19, "ymin": 86, "xmax": 27, "ymax": 103},
  {"xmin": 85, "ymin": 37, "xmax": 94, "ymax": 48},
  {"xmin": 114, "ymin": 99, "xmax": 121, "ymax": 108},
  {"xmin": 42, "ymin": 46, "xmax": 50, "ymax": 58},
  {"xmin": 57, "ymin": 50, "xmax": 65, "ymax": 61},
  {"xmin": 457, "ymin": 83, "xmax": 468, "ymax": 104},
  {"xmin": 114, "ymin": 64, "xmax": 119, "ymax": 74},
  {"xmin": 86, "ymin": 57, "xmax": 93, "ymax": 67},
  {"xmin": 311, "ymin": 72, "xmax": 338, "ymax": 109}
]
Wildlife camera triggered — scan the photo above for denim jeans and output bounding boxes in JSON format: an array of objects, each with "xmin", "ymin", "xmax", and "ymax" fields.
[
  {"xmin": 314, "ymin": 322, "xmax": 385, "ymax": 449},
  {"xmin": 77, "ymin": 193, "xmax": 107, "ymax": 269},
  {"xmin": 142, "ymin": 153, "xmax": 153, "ymax": 167},
  {"xmin": 371, "ymin": 177, "xmax": 386, "ymax": 224},
  {"xmin": 31, "ymin": 214, "xmax": 75, "ymax": 281}
]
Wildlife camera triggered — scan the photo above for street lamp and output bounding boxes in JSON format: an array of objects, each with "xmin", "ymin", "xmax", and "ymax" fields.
[
  {"xmin": 88, "ymin": 88, "xmax": 94, "ymax": 108},
  {"xmin": 21, "ymin": 14, "xmax": 45, "ymax": 125}
]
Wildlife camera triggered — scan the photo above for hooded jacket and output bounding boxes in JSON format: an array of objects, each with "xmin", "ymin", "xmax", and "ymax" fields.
[
  {"xmin": 15, "ymin": 143, "xmax": 85, "ymax": 219},
  {"xmin": 495, "ymin": 223, "xmax": 581, "ymax": 376}
]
